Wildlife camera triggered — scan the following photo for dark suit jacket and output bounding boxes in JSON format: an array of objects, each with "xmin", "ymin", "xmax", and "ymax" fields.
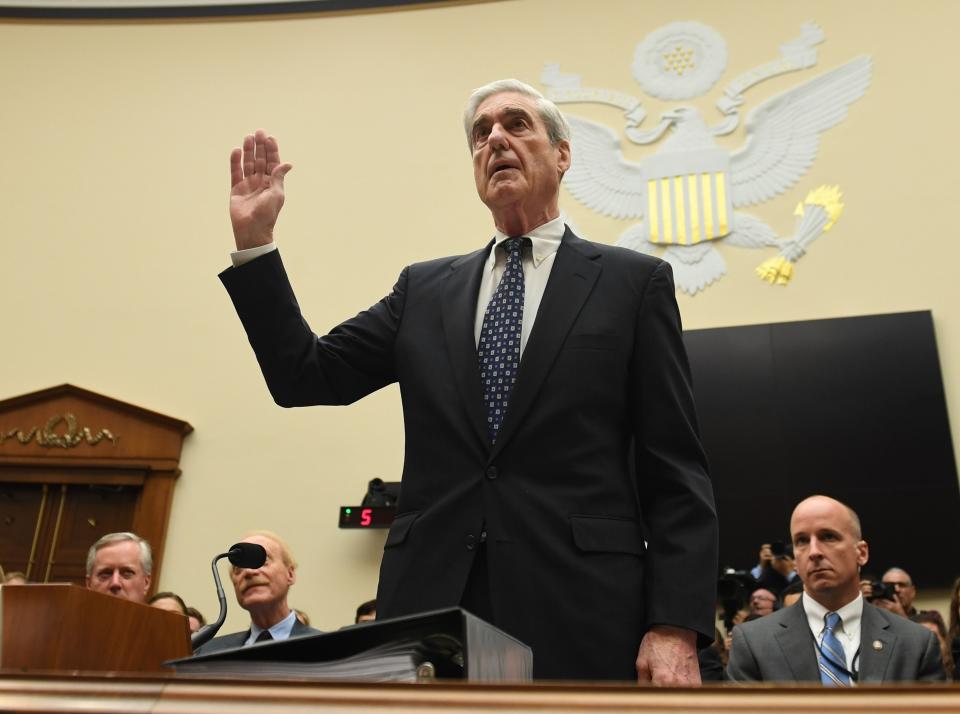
[
  {"xmin": 726, "ymin": 599, "xmax": 946, "ymax": 682},
  {"xmin": 194, "ymin": 618, "xmax": 319, "ymax": 655},
  {"xmin": 221, "ymin": 228, "xmax": 718, "ymax": 680}
]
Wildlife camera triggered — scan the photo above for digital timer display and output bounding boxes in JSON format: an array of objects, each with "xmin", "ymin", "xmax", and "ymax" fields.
[{"xmin": 338, "ymin": 505, "xmax": 396, "ymax": 529}]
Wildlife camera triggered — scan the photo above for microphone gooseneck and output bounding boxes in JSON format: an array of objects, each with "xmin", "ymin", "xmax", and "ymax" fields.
[{"xmin": 190, "ymin": 543, "xmax": 266, "ymax": 651}]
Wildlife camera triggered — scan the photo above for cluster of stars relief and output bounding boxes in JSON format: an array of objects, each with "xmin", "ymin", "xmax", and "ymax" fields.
[{"xmin": 662, "ymin": 45, "xmax": 696, "ymax": 76}]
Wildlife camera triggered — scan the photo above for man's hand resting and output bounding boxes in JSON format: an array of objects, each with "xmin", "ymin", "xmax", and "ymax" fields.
[{"xmin": 635, "ymin": 625, "xmax": 701, "ymax": 686}]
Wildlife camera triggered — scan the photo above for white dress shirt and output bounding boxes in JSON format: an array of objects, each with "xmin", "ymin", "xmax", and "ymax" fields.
[
  {"xmin": 244, "ymin": 609, "xmax": 298, "ymax": 646},
  {"xmin": 473, "ymin": 215, "xmax": 564, "ymax": 355},
  {"xmin": 230, "ymin": 215, "xmax": 566, "ymax": 358},
  {"xmin": 802, "ymin": 592, "xmax": 863, "ymax": 679}
]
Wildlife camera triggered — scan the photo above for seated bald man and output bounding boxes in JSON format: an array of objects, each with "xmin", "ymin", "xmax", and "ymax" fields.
[
  {"xmin": 194, "ymin": 530, "xmax": 319, "ymax": 654},
  {"xmin": 727, "ymin": 495, "xmax": 944, "ymax": 684},
  {"xmin": 85, "ymin": 532, "xmax": 152, "ymax": 604}
]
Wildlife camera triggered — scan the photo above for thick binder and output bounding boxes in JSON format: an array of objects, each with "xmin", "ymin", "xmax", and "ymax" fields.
[{"xmin": 168, "ymin": 607, "xmax": 532, "ymax": 682}]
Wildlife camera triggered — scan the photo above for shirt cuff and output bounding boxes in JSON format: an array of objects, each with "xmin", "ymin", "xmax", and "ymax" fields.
[{"xmin": 230, "ymin": 242, "xmax": 277, "ymax": 268}]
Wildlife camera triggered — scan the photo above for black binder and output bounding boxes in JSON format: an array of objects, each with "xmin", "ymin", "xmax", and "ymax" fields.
[{"xmin": 168, "ymin": 607, "xmax": 532, "ymax": 682}]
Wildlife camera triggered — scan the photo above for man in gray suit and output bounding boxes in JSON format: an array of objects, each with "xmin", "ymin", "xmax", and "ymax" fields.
[
  {"xmin": 727, "ymin": 495, "xmax": 944, "ymax": 683},
  {"xmin": 195, "ymin": 531, "xmax": 318, "ymax": 654}
]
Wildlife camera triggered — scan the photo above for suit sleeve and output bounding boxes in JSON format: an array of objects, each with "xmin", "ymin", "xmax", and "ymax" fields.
[
  {"xmin": 916, "ymin": 627, "xmax": 947, "ymax": 681},
  {"xmin": 220, "ymin": 249, "xmax": 405, "ymax": 407},
  {"xmin": 725, "ymin": 627, "xmax": 761, "ymax": 681},
  {"xmin": 629, "ymin": 260, "xmax": 719, "ymax": 646}
]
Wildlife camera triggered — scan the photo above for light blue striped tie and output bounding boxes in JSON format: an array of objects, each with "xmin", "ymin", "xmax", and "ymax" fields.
[{"xmin": 819, "ymin": 612, "xmax": 851, "ymax": 686}]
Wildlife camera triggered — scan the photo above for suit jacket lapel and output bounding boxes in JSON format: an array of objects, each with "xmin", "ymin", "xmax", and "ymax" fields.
[
  {"xmin": 857, "ymin": 603, "xmax": 894, "ymax": 683},
  {"xmin": 442, "ymin": 244, "xmax": 491, "ymax": 449},
  {"xmin": 774, "ymin": 602, "xmax": 821, "ymax": 681},
  {"xmin": 490, "ymin": 229, "xmax": 600, "ymax": 461}
]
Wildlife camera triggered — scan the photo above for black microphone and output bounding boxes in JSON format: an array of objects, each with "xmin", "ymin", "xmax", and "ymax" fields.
[
  {"xmin": 228, "ymin": 542, "xmax": 267, "ymax": 569},
  {"xmin": 190, "ymin": 542, "xmax": 267, "ymax": 651}
]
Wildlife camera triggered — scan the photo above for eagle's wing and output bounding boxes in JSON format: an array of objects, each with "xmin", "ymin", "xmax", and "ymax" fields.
[
  {"xmin": 565, "ymin": 114, "xmax": 646, "ymax": 220},
  {"xmin": 730, "ymin": 56, "xmax": 871, "ymax": 208}
]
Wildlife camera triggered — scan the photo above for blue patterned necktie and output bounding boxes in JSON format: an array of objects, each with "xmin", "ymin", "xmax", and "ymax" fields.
[
  {"xmin": 478, "ymin": 237, "xmax": 526, "ymax": 443},
  {"xmin": 819, "ymin": 612, "xmax": 851, "ymax": 686}
]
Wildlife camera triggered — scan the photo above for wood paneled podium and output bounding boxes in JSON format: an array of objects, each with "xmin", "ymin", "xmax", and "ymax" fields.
[{"xmin": 0, "ymin": 583, "xmax": 190, "ymax": 672}]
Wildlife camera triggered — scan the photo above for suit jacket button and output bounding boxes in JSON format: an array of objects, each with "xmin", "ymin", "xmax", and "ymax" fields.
[
  {"xmin": 486, "ymin": 466, "xmax": 499, "ymax": 480},
  {"xmin": 465, "ymin": 534, "xmax": 476, "ymax": 550}
]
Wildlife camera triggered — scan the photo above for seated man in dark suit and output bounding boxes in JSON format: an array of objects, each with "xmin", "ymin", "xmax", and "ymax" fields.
[
  {"xmin": 195, "ymin": 530, "xmax": 318, "ymax": 653},
  {"xmin": 727, "ymin": 495, "xmax": 944, "ymax": 684}
]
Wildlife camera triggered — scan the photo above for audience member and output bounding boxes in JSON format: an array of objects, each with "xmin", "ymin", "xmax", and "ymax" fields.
[
  {"xmin": 727, "ymin": 495, "xmax": 944, "ymax": 683},
  {"xmin": 355, "ymin": 599, "xmax": 377, "ymax": 624},
  {"xmin": 2, "ymin": 571, "xmax": 27, "ymax": 585},
  {"xmin": 879, "ymin": 567, "xmax": 918, "ymax": 617},
  {"xmin": 185, "ymin": 606, "xmax": 206, "ymax": 635},
  {"xmin": 780, "ymin": 579, "xmax": 804, "ymax": 608},
  {"xmin": 748, "ymin": 588, "xmax": 777, "ymax": 617},
  {"xmin": 294, "ymin": 609, "xmax": 311, "ymax": 627},
  {"xmin": 85, "ymin": 532, "xmax": 152, "ymax": 604},
  {"xmin": 149, "ymin": 591, "xmax": 188, "ymax": 616},
  {"xmin": 194, "ymin": 530, "xmax": 319, "ymax": 654},
  {"xmin": 754, "ymin": 543, "xmax": 798, "ymax": 597},
  {"xmin": 750, "ymin": 543, "xmax": 774, "ymax": 580},
  {"xmin": 912, "ymin": 610, "xmax": 955, "ymax": 680}
]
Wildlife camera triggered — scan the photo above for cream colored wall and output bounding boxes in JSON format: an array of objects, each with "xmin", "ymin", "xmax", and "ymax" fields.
[{"xmin": 1, "ymin": 0, "xmax": 958, "ymax": 633}]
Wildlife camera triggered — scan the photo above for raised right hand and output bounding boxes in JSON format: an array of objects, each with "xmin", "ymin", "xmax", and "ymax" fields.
[{"xmin": 229, "ymin": 129, "xmax": 293, "ymax": 251}]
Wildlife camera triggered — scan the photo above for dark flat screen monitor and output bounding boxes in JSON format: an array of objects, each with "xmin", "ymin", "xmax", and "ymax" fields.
[{"xmin": 683, "ymin": 310, "xmax": 959, "ymax": 588}]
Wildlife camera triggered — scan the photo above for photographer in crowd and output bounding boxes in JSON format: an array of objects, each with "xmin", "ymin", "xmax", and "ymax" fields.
[{"xmin": 751, "ymin": 541, "xmax": 799, "ymax": 598}]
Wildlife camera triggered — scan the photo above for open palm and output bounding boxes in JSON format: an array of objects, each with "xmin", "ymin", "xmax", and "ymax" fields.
[{"xmin": 229, "ymin": 129, "xmax": 293, "ymax": 250}]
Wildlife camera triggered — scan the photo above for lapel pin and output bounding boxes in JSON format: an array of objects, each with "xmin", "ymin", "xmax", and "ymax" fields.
[{"xmin": 872, "ymin": 640, "xmax": 883, "ymax": 651}]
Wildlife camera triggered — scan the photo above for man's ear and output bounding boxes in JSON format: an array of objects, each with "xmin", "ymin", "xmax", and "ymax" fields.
[
  {"xmin": 143, "ymin": 574, "xmax": 152, "ymax": 598},
  {"xmin": 556, "ymin": 139, "xmax": 571, "ymax": 175},
  {"xmin": 856, "ymin": 539, "xmax": 869, "ymax": 568}
]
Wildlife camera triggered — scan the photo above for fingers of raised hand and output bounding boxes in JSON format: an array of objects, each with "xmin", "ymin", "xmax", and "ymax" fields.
[
  {"xmin": 253, "ymin": 129, "xmax": 268, "ymax": 176},
  {"xmin": 233, "ymin": 130, "xmax": 289, "ymax": 188},
  {"xmin": 264, "ymin": 134, "xmax": 283, "ymax": 173},
  {"xmin": 230, "ymin": 148, "xmax": 243, "ymax": 189},
  {"xmin": 242, "ymin": 133, "xmax": 256, "ymax": 179}
]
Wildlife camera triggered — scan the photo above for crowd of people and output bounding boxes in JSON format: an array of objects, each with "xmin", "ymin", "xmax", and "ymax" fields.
[{"xmin": 0, "ymin": 530, "xmax": 376, "ymax": 653}]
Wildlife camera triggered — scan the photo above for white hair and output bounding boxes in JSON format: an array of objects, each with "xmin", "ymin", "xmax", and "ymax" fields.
[
  {"xmin": 463, "ymin": 78, "xmax": 571, "ymax": 150},
  {"xmin": 86, "ymin": 532, "xmax": 152, "ymax": 576}
]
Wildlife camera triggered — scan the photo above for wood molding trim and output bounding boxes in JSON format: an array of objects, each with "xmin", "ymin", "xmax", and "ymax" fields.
[{"xmin": 0, "ymin": 674, "xmax": 959, "ymax": 713}]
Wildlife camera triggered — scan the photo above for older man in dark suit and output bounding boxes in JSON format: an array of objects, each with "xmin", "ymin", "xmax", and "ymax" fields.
[
  {"xmin": 727, "ymin": 495, "xmax": 944, "ymax": 683},
  {"xmin": 195, "ymin": 531, "xmax": 318, "ymax": 654},
  {"xmin": 220, "ymin": 79, "xmax": 717, "ymax": 682}
]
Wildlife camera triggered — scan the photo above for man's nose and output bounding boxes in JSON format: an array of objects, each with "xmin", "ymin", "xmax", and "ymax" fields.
[
  {"xmin": 808, "ymin": 538, "xmax": 823, "ymax": 557},
  {"xmin": 109, "ymin": 571, "xmax": 123, "ymax": 589},
  {"xmin": 488, "ymin": 123, "xmax": 509, "ymax": 150}
]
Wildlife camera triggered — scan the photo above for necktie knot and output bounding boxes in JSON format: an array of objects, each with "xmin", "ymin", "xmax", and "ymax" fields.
[
  {"xmin": 825, "ymin": 612, "xmax": 842, "ymax": 633},
  {"xmin": 501, "ymin": 237, "xmax": 526, "ymax": 258},
  {"xmin": 255, "ymin": 630, "xmax": 273, "ymax": 643}
]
